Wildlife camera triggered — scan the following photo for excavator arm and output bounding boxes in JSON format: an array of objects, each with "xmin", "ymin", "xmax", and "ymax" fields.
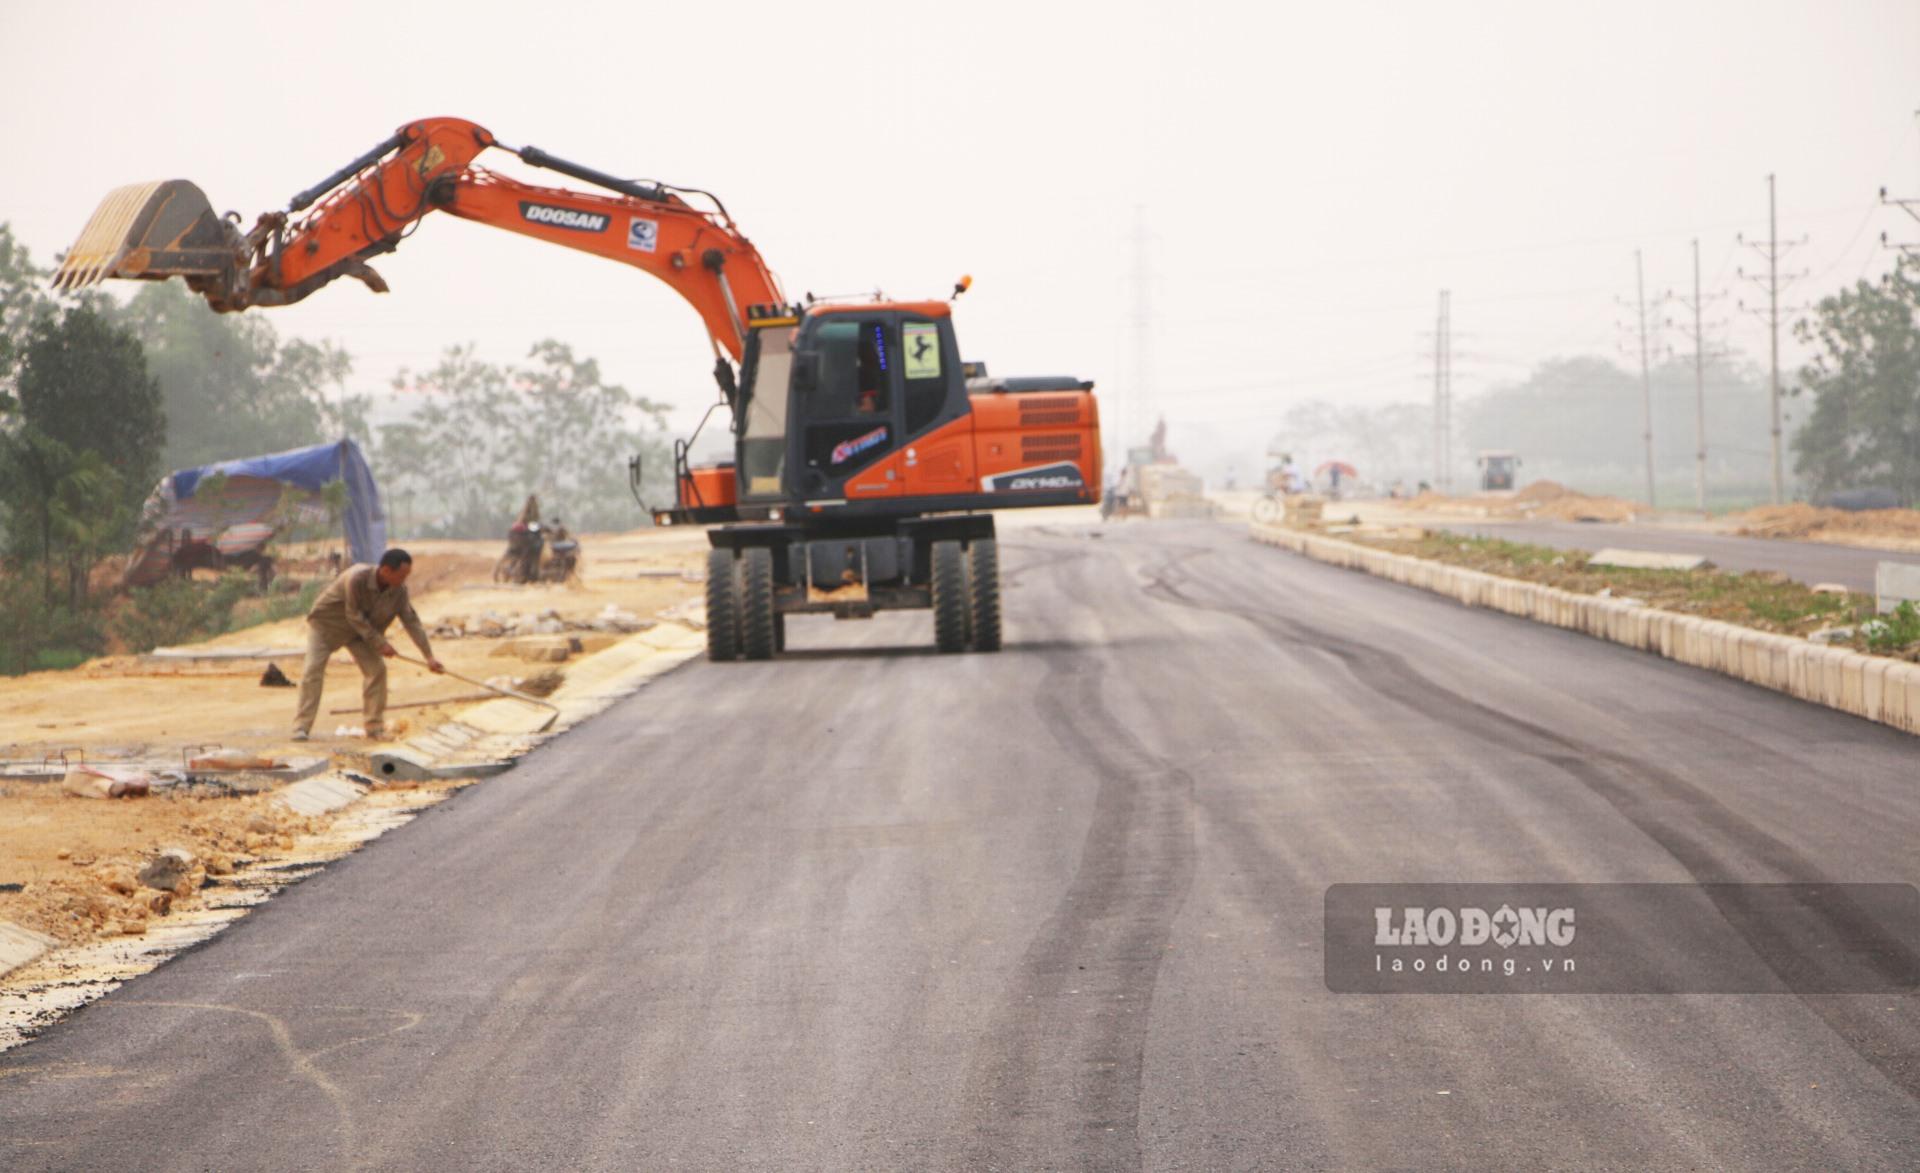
[{"xmin": 52, "ymin": 116, "xmax": 782, "ymax": 362}]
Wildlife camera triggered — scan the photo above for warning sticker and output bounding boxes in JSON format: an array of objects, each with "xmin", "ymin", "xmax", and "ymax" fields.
[
  {"xmin": 627, "ymin": 217, "xmax": 659, "ymax": 252},
  {"xmin": 903, "ymin": 321, "xmax": 941, "ymax": 379}
]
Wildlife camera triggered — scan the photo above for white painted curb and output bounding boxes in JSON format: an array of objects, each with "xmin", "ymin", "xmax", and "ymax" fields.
[{"xmin": 1250, "ymin": 522, "xmax": 1920, "ymax": 737}]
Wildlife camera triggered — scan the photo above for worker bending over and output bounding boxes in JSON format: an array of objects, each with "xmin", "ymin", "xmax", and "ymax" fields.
[{"xmin": 292, "ymin": 548, "xmax": 444, "ymax": 741}]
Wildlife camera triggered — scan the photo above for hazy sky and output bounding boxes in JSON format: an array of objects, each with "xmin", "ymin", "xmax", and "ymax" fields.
[{"xmin": 3, "ymin": 0, "xmax": 1915, "ymax": 474}]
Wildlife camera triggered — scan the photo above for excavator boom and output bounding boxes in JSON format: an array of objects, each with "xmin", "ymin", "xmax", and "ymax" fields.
[{"xmin": 51, "ymin": 117, "xmax": 781, "ymax": 361}]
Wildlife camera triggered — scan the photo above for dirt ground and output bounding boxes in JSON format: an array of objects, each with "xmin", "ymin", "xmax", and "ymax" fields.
[
  {"xmin": 1730, "ymin": 502, "xmax": 1920, "ymax": 552},
  {"xmin": 0, "ymin": 785, "xmax": 324, "ymax": 945},
  {"xmin": 1396, "ymin": 479, "xmax": 1642, "ymax": 523},
  {"xmin": 1318, "ymin": 481, "xmax": 1920, "ymax": 549},
  {"xmin": 0, "ymin": 526, "xmax": 707, "ymax": 952}
]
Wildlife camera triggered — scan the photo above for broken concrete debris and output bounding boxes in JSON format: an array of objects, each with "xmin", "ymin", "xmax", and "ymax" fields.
[
  {"xmin": 137, "ymin": 847, "xmax": 195, "ymax": 892},
  {"xmin": 61, "ymin": 764, "xmax": 153, "ymax": 799},
  {"xmin": 186, "ymin": 750, "xmax": 285, "ymax": 771},
  {"xmin": 1587, "ymin": 547, "xmax": 1709, "ymax": 572},
  {"xmin": 518, "ymin": 668, "xmax": 565, "ymax": 698}
]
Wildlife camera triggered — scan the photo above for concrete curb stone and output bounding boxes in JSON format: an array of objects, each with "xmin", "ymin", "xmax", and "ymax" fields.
[{"xmin": 1250, "ymin": 521, "xmax": 1919, "ymax": 738}]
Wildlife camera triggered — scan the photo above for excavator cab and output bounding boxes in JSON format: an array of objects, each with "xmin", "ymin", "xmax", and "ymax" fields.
[{"xmin": 720, "ymin": 302, "xmax": 969, "ymax": 512}]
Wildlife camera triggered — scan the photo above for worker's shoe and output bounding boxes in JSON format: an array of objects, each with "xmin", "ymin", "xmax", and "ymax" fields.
[
  {"xmin": 364, "ymin": 726, "xmax": 389, "ymax": 742},
  {"xmin": 290, "ymin": 730, "xmax": 310, "ymax": 742}
]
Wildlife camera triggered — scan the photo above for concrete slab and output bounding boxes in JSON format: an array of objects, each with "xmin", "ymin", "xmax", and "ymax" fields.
[
  {"xmin": 275, "ymin": 774, "xmax": 367, "ymax": 817},
  {"xmin": 1588, "ymin": 547, "xmax": 1707, "ymax": 572},
  {"xmin": 145, "ymin": 646, "xmax": 303, "ymax": 662},
  {"xmin": 367, "ymin": 747, "xmax": 512, "ymax": 782},
  {"xmin": 1877, "ymin": 561, "xmax": 1920, "ymax": 615},
  {"xmin": 0, "ymin": 921, "xmax": 56, "ymax": 978}
]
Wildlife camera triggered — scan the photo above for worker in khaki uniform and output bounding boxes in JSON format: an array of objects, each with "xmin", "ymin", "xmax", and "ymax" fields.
[{"xmin": 292, "ymin": 548, "xmax": 444, "ymax": 740}]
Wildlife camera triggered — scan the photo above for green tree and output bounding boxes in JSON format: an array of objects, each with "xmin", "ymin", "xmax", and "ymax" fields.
[
  {"xmin": 111, "ymin": 279, "xmax": 353, "ymax": 469},
  {"xmin": 1792, "ymin": 260, "xmax": 1920, "ymax": 506},
  {"xmin": 0, "ymin": 427, "xmax": 127, "ymax": 605},
  {"xmin": 3, "ymin": 307, "xmax": 157, "ymax": 613},
  {"xmin": 383, "ymin": 345, "xmax": 519, "ymax": 537},
  {"xmin": 0, "ymin": 222, "xmax": 54, "ymax": 413},
  {"xmin": 15, "ymin": 307, "xmax": 164, "ymax": 519},
  {"xmin": 379, "ymin": 341, "xmax": 672, "ymax": 538},
  {"xmin": 509, "ymin": 340, "xmax": 671, "ymax": 532}
]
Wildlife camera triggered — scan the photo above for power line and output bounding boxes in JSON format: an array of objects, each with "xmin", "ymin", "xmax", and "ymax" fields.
[{"xmin": 1876, "ymin": 109, "xmax": 1920, "ymax": 260}]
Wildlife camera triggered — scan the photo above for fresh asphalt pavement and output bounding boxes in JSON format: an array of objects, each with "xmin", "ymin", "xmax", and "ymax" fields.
[
  {"xmin": 1431, "ymin": 517, "xmax": 1918, "ymax": 594},
  {"xmin": 5, "ymin": 518, "xmax": 1920, "ymax": 1170}
]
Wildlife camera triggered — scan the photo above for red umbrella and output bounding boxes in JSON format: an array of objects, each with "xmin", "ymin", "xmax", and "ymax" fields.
[{"xmin": 1314, "ymin": 461, "xmax": 1359, "ymax": 480}]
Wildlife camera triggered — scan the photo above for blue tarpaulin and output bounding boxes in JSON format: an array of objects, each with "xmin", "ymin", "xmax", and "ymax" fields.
[{"xmin": 169, "ymin": 439, "xmax": 387, "ymax": 563}]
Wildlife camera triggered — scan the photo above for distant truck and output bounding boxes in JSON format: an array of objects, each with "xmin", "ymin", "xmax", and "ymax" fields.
[{"xmin": 1477, "ymin": 450, "xmax": 1520, "ymax": 493}]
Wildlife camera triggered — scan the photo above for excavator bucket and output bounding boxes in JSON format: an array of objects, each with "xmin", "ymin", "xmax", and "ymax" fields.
[{"xmin": 50, "ymin": 180, "xmax": 246, "ymax": 297}]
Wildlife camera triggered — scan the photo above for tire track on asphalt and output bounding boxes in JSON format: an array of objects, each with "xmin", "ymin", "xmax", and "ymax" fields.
[
  {"xmin": 1144, "ymin": 537, "xmax": 1920, "ymax": 1103},
  {"xmin": 956, "ymin": 536, "xmax": 1199, "ymax": 1172}
]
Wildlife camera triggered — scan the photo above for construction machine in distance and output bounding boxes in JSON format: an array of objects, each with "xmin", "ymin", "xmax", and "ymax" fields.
[{"xmin": 53, "ymin": 116, "xmax": 1101, "ymax": 660}]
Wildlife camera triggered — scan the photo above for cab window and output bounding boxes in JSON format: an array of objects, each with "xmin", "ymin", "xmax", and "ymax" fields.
[
  {"xmin": 811, "ymin": 319, "xmax": 891, "ymax": 418},
  {"xmin": 737, "ymin": 327, "xmax": 791, "ymax": 498},
  {"xmin": 802, "ymin": 318, "xmax": 897, "ymax": 480}
]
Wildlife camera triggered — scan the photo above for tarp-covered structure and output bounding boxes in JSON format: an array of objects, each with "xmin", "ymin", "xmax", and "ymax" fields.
[{"xmin": 124, "ymin": 439, "xmax": 386, "ymax": 587}]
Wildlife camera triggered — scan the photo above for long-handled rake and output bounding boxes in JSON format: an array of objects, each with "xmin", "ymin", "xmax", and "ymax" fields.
[{"xmin": 393, "ymin": 652, "xmax": 561, "ymax": 732}]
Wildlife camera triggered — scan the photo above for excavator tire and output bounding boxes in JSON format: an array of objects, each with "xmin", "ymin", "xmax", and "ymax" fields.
[
  {"xmin": 740, "ymin": 547, "xmax": 777, "ymax": 661},
  {"xmin": 705, "ymin": 547, "xmax": 740, "ymax": 662},
  {"xmin": 931, "ymin": 540, "xmax": 970, "ymax": 654},
  {"xmin": 967, "ymin": 538, "xmax": 1002, "ymax": 653}
]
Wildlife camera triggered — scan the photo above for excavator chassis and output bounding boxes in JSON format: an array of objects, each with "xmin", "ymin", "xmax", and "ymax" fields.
[{"xmin": 702, "ymin": 514, "xmax": 1000, "ymax": 660}]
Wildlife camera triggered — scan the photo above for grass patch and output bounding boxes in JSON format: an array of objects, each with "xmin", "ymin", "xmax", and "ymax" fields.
[
  {"xmin": 31, "ymin": 647, "xmax": 93, "ymax": 672},
  {"xmin": 1347, "ymin": 529, "xmax": 1906, "ymax": 655},
  {"xmin": 1863, "ymin": 602, "xmax": 1920, "ymax": 656},
  {"xmin": 228, "ymin": 578, "xmax": 324, "ymax": 633}
]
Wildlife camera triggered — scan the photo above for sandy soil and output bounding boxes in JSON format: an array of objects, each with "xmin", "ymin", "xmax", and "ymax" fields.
[
  {"xmin": 1730, "ymin": 503, "xmax": 1920, "ymax": 552},
  {"xmin": 0, "ymin": 526, "xmax": 707, "ymax": 953},
  {"xmin": 0, "ymin": 785, "xmax": 321, "ymax": 945},
  {"xmin": 1393, "ymin": 479, "xmax": 1642, "ymax": 523},
  {"xmin": 0, "ymin": 528, "xmax": 706, "ymax": 756}
]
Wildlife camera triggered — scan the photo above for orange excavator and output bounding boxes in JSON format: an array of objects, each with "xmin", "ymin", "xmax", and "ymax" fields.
[{"xmin": 54, "ymin": 116, "xmax": 1100, "ymax": 659}]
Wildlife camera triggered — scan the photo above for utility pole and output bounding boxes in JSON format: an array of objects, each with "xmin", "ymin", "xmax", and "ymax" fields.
[
  {"xmin": 1737, "ymin": 174, "xmax": 1808, "ymax": 504},
  {"xmin": 1879, "ymin": 109, "xmax": 1920, "ymax": 259},
  {"xmin": 1668, "ymin": 239, "xmax": 1728, "ymax": 516},
  {"xmin": 1635, "ymin": 250, "xmax": 1656, "ymax": 509},
  {"xmin": 1432, "ymin": 290, "xmax": 1451, "ymax": 492}
]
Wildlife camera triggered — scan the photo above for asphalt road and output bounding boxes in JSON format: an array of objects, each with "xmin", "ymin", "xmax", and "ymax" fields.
[
  {"xmin": 1437, "ymin": 518, "xmax": 1919, "ymax": 593},
  {"xmin": 6, "ymin": 518, "xmax": 1920, "ymax": 1170}
]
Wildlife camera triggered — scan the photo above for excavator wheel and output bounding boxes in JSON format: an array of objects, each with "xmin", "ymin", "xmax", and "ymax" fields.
[
  {"xmin": 739, "ymin": 547, "xmax": 777, "ymax": 661},
  {"xmin": 931, "ymin": 540, "xmax": 970, "ymax": 654},
  {"xmin": 967, "ymin": 538, "xmax": 1002, "ymax": 653},
  {"xmin": 705, "ymin": 547, "xmax": 740, "ymax": 662}
]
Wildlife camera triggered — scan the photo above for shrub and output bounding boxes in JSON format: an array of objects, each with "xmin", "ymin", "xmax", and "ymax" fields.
[
  {"xmin": 0, "ymin": 572, "xmax": 107, "ymax": 675},
  {"xmin": 1862, "ymin": 602, "xmax": 1920, "ymax": 656},
  {"xmin": 111, "ymin": 571, "xmax": 255, "ymax": 652}
]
